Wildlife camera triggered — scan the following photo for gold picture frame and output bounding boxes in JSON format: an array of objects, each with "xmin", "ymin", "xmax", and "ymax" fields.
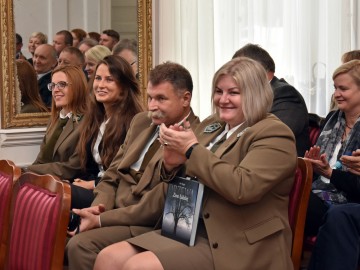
[{"xmin": 0, "ymin": 0, "xmax": 152, "ymax": 128}]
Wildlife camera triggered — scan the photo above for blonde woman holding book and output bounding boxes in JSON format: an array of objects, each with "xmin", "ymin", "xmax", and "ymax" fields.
[{"xmin": 94, "ymin": 57, "xmax": 297, "ymax": 270}]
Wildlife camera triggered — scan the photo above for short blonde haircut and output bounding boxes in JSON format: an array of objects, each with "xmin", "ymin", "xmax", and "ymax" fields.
[
  {"xmin": 211, "ymin": 57, "xmax": 273, "ymax": 126},
  {"xmin": 29, "ymin": 32, "xmax": 47, "ymax": 44},
  {"xmin": 333, "ymin": 59, "xmax": 360, "ymax": 87},
  {"xmin": 85, "ymin": 45, "xmax": 111, "ymax": 63}
]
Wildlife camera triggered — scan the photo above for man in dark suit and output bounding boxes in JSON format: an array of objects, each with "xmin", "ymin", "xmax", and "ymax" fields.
[
  {"xmin": 65, "ymin": 61, "xmax": 200, "ymax": 270},
  {"xmin": 233, "ymin": 43, "xmax": 310, "ymax": 156},
  {"xmin": 33, "ymin": 44, "xmax": 58, "ymax": 108}
]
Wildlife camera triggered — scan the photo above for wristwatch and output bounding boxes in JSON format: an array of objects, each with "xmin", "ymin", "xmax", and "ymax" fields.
[{"xmin": 185, "ymin": 143, "xmax": 199, "ymax": 159}]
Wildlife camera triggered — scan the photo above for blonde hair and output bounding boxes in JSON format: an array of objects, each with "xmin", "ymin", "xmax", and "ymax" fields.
[
  {"xmin": 85, "ymin": 45, "xmax": 111, "ymax": 63},
  {"xmin": 211, "ymin": 57, "xmax": 273, "ymax": 126},
  {"xmin": 29, "ymin": 32, "xmax": 47, "ymax": 44},
  {"xmin": 333, "ymin": 60, "xmax": 360, "ymax": 87}
]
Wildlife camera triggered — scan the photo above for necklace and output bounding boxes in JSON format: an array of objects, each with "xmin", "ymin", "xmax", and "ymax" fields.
[
  {"xmin": 342, "ymin": 129, "xmax": 348, "ymax": 143},
  {"xmin": 345, "ymin": 122, "xmax": 353, "ymax": 129},
  {"xmin": 342, "ymin": 125, "xmax": 350, "ymax": 143}
]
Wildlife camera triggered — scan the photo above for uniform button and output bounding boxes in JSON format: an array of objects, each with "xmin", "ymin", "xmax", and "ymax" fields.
[
  {"xmin": 212, "ymin": 242, "xmax": 218, "ymax": 249},
  {"xmin": 204, "ymin": 213, "xmax": 210, "ymax": 219}
]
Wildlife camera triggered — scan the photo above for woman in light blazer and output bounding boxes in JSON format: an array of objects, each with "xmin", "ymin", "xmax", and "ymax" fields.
[
  {"xmin": 93, "ymin": 57, "xmax": 297, "ymax": 270},
  {"xmin": 27, "ymin": 65, "xmax": 88, "ymax": 180}
]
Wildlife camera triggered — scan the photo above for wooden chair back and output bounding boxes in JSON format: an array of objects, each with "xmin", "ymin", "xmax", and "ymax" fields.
[
  {"xmin": 0, "ymin": 160, "xmax": 21, "ymax": 268},
  {"xmin": 289, "ymin": 157, "xmax": 313, "ymax": 270},
  {"xmin": 5, "ymin": 172, "xmax": 71, "ymax": 270}
]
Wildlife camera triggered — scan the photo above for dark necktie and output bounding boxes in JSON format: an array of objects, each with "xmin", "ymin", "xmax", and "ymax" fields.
[
  {"xmin": 210, "ymin": 133, "xmax": 227, "ymax": 153},
  {"xmin": 41, "ymin": 118, "xmax": 69, "ymax": 162},
  {"xmin": 139, "ymin": 135, "xmax": 161, "ymax": 172}
]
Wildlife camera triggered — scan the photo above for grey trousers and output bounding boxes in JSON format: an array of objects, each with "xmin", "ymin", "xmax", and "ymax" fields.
[{"xmin": 65, "ymin": 225, "xmax": 153, "ymax": 270}]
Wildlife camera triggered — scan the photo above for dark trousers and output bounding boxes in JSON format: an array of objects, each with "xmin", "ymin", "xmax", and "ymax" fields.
[
  {"xmin": 70, "ymin": 184, "xmax": 94, "ymax": 209},
  {"xmin": 305, "ymin": 192, "xmax": 329, "ymax": 236},
  {"xmin": 308, "ymin": 203, "xmax": 360, "ymax": 270}
]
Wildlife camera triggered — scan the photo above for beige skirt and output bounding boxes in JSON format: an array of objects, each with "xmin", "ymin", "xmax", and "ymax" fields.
[{"xmin": 127, "ymin": 223, "xmax": 214, "ymax": 270}]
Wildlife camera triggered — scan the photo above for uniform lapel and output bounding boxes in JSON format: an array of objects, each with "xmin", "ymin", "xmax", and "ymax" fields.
[
  {"xmin": 198, "ymin": 121, "xmax": 249, "ymax": 157},
  {"xmin": 53, "ymin": 119, "xmax": 74, "ymax": 156},
  {"xmin": 215, "ymin": 122, "xmax": 249, "ymax": 157},
  {"xmin": 133, "ymin": 111, "xmax": 199, "ymax": 193},
  {"xmin": 117, "ymin": 124, "xmax": 158, "ymax": 169}
]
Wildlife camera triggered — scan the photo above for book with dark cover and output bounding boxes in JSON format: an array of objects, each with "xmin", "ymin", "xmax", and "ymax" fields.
[{"xmin": 161, "ymin": 176, "xmax": 204, "ymax": 246}]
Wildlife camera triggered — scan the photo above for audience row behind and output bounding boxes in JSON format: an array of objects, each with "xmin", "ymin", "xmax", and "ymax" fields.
[
  {"xmin": 17, "ymin": 28, "xmax": 137, "ymax": 112},
  {"xmin": 14, "ymin": 39, "xmax": 360, "ymax": 268},
  {"xmin": 18, "ymin": 28, "xmax": 120, "ymax": 60}
]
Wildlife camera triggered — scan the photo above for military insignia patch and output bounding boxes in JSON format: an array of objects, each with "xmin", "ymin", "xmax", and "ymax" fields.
[
  {"xmin": 72, "ymin": 114, "xmax": 83, "ymax": 122},
  {"xmin": 204, "ymin": 123, "xmax": 222, "ymax": 133}
]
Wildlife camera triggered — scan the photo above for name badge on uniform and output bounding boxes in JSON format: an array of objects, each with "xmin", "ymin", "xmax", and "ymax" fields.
[
  {"xmin": 237, "ymin": 127, "xmax": 249, "ymax": 138},
  {"xmin": 204, "ymin": 123, "xmax": 222, "ymax": 133}
]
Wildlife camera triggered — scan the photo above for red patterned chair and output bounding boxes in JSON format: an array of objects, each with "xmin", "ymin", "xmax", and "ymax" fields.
[
  {"xmin": 4, "ymin": 172, "xmax": 71, "ymax": 270},
  {"xmin": 302, "ymin": 113, "xmax": 325, "ymax": 261},
  {"xmin": 308, "ymin": 113, "xmax": 324, "ymax": 147},
  {"xmin": 0, "ymin": 160, "xmax": 21, "ymax": 268},
  {"xmin": 289, "ymin": 157, "xmax": 313, "ymax": 270}
]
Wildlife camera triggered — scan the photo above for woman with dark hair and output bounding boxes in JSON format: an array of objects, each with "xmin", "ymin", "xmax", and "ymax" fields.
[
  {"xmin": 72, "ymin": 55, "xmax": 144, "ymax": 207},
  {"xmin": 16, "ymin": 59, "xmax": 48, "ymax": 113}
]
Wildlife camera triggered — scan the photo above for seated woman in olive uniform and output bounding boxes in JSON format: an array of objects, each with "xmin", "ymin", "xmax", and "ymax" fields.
[
  {"xmin": 94, "ymin": 57, "xmax": 297, "ymax": 270},
  {"xmin": 71, "ymin": 55, "xmax": 144, "ymax": 208},
  {"xmin": 26, "ymin": 65, "xmax": 88, "ymax": 181}
]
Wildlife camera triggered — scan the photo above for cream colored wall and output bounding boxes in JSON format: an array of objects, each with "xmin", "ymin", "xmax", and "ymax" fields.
[
  {"xmin": 111, "ymin": 0, "xmax": 137, "ymax": 40},
  {"xmin": 0, "ymin": 129, "xmax": 46, "ymax": 167},
  {"xmin": 14, "ymin": 0, "xmax": 109, "ymax": 58}
]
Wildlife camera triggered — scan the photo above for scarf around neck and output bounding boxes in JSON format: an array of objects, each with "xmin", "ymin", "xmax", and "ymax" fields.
[{"xmin": 313, "ymin": 110, "xmax": 360, "ymax": 204}]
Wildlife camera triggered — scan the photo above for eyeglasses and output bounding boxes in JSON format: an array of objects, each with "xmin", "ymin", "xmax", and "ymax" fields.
[{"xmin": 47, "ymin": 81, "xmax": 71, "ymax": 91}]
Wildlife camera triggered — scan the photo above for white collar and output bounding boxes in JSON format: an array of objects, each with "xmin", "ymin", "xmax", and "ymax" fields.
[
  {"xmin": 223, "ymin": 122, "xmax": 245, "ymax": 139},
  {"xmin": 59, "ymin": 110, "xmax": 72, "ymax": 119},
  {"xmin": 37, "ymin": 70, "xmax": 52, "ymax": 80}
]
